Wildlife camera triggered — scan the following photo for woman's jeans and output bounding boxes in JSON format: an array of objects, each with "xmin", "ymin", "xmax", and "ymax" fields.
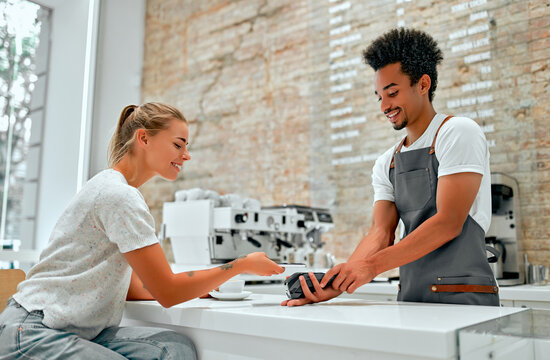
[{"xmin": 0, "ymin": 298, "xmax": 196, "ymax": 360}]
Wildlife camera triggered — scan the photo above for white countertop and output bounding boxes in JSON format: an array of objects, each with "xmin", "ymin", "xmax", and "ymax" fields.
[
  {"xmin": 123, "ymin": 294, "xmax": 523, "ymax": 359},
  {"xmin": 171, "ymin": 264, "xmax": 550, "ymax": 302},
  {"xmin": 498, "ymin": 283, "xmax": 550, "ymax": 302}
]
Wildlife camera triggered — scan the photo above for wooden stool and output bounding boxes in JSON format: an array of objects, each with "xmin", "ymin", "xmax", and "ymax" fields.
[{"xmin": 0, "ymin": 269, "xmax": 26, "ymax": 312}]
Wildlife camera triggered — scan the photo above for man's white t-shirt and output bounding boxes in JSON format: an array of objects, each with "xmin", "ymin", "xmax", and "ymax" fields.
[
  {"xmin": 372, "ymin": 113, "xmax": 492, "ymax": 233},
  {"xmin": 14, "ymin": 169, "xmax": 158, "ymax": 339}
]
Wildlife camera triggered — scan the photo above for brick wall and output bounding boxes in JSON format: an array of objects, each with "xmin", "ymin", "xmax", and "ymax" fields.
[{"xmin": 140, "ymin": 0, "xmax": 550, "ymax": 267}]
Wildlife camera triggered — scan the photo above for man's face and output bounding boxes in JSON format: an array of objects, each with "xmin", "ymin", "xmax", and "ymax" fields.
[{"xmin": 374, "ymin": 62, "xmax": 422, "ymax": 131}]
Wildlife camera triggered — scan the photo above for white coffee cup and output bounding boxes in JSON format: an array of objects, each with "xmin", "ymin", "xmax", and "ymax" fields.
[{"xmin": 219, "ymin": 279, "xmax": 245, "ymax": 293}]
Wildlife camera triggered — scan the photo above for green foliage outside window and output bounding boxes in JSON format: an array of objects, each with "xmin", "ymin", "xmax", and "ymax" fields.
[{"xmin": 0, "ymin": 0, "xmax": 43, "ymax": 246}]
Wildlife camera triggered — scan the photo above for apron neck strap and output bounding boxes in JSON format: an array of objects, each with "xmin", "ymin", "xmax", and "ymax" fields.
[
  {"xmin": 390, "ymin": 137, "xmax": 407, "ymax": 169},
  {"xmin": 389, "ymin": 115, "xmax": 454, "ymax": 169},
  {"xmin": 428, "ymin": 115, "xmax": 454, "ymax": 154}
]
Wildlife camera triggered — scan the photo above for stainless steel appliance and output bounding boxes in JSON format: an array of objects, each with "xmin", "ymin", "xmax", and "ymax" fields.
[
  {"xmin": 486, "ymin": 173, "xmax": 525, "ymax": 286},
  {"xmin": 263, "ymin": 205, "xmax": 334, "ymax": 267},
  {"xmin": 161, "ymin": 200, "xmax": 333, "ymax": 268},
  {"xmin": 524, "ymin": 254, "xmax": 549, "ymax": 286}
]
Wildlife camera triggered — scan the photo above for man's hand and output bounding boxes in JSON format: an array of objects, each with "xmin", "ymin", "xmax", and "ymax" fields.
[
  {"xmin": 281, "ymin": 272, "xmax": 342, "ymax": 307},
  {"xmin": 322, "ymin": 259, "xmax": 377, "ymax": 294}
]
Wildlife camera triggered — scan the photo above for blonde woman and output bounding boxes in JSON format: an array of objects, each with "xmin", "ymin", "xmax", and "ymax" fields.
[{"xmin": 0, "ymin": 103, "xmax": 284, "ymax": 359}]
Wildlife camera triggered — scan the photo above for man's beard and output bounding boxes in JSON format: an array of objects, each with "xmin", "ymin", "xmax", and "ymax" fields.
[{"xmin": 393, "ymin": 119, "xmax": 408, "ymax": 130}]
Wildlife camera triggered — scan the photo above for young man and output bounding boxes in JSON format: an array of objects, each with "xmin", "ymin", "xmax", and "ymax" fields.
[{"xmin": 282, "ymin": 28, "xmax": 498, "ymax": 307}]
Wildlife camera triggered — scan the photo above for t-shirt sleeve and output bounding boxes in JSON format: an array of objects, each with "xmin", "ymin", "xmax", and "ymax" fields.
[
  {"xmin": 435, "ymin": 117, "xmax": 488, "ymax": 177},
  {"xmin": 94, "ymin": 187, "xmax": 159, "ymax": 253},
  {"xmin": 372, "ymin": 147, "xmax": 396, "ymax": 204}
]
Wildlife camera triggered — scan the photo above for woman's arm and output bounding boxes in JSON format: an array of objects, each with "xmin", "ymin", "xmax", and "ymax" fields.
[
  {"xmin": 126, "ymin": 271, "xmax": 155, "ymax": 301},
  {"xmin": 124, "ymin": 244, "xmax": 283, "ymax": 307}
]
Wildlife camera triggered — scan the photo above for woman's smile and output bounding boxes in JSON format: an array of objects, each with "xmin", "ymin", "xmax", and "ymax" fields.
[{"xmin": 170, "ymin": 162, "xmax": 182, "ymax": 171}]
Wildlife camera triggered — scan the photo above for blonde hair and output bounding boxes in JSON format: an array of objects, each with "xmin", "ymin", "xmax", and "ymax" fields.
[{"xmin": 108, "ymin": 102, "xmax": 187, "ymax": 167}]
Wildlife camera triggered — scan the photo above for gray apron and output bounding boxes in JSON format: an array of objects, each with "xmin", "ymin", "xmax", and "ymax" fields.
[{"xmin": 390, "ymin": 116, "xmax": 499, "ymax": 306}]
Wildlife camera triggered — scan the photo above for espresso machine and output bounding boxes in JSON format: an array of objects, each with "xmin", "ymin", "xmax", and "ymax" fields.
[
  {"xmin": 161, "ymin": 198, "xmax": 333, "ymax": 269},
  {"xmin": 263, "ymin": 205, "xmax": 334, "ymax": 267},
  {"xmin": 486, "ymin": 173, "xmax": 525, "ymax": 286}
]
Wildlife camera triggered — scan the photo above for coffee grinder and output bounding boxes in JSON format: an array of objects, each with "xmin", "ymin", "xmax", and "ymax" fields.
[{"xmin": 486, "ymin": 173, "xmax": 525, "ymax": 286}]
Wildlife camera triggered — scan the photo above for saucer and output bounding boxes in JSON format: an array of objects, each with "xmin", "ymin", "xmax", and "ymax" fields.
[{"xmin": 209, "ymin": 290, "xmax": 252, "ymax": 301}]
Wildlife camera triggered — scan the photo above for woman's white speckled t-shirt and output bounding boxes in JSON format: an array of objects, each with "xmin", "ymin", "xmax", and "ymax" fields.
[{"xmin": 13, "ymin": 169, "xmax": 159, "ymax": 340}]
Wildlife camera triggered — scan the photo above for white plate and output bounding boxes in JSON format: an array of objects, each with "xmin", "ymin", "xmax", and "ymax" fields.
[{"xmin": 209, "ymin": 290, "xmax": 252, "ymax": 301}]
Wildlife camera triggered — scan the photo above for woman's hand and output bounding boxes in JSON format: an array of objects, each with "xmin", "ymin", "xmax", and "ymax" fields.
[
  {"xmin": 281, "ymin": 272, "xmax": 342, "ymax": 307},
  {"xmin": 240, "ymin": 252, "xmax": 284, "ymax": 276}
]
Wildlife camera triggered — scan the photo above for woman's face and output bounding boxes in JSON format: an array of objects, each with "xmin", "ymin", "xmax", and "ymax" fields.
[{"xmin": 144, "ymin": 119, "xmax": 191, "ymax": 181}]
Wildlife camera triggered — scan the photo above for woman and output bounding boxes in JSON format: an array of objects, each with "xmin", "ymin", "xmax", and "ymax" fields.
[{"xmin": 0, "ymin": 103, "xmax": 284, "ymax": 359}]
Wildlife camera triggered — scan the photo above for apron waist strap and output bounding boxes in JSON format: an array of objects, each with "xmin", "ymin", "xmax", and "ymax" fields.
[{"xmin": 430, "ymin": 284, "xmax": 499, "ymax": 294}]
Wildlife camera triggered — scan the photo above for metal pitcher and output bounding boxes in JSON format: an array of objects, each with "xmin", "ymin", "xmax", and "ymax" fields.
[{"xmin": 524, "ymin": 254, "xmax": 549, "ymax": 285}]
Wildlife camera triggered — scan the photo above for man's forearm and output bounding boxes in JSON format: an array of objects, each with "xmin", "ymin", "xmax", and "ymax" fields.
[
  {"xmin": 348, "ymin": 227, "xmax": 395, "ymax": 263},
  {"xmin": 369, "ymin": 213, "xmax": 460, "ymax": 275}
]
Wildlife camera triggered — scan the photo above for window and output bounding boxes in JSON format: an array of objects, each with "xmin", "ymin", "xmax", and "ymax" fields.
[{"xmin": 0, "ymin": 0, "xmax": 50, "ymax": 267}]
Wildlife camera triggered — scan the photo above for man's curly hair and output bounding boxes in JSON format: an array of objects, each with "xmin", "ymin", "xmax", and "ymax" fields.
[{"xmin": 362, "ymin": 28, "xmax": 443, "ymax": 102}]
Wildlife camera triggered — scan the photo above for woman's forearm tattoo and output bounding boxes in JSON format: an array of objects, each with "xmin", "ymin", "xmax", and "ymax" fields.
[
  {"xmin": 220, "ymin": 255, "xmax": 247, "ymax": 271},
  {"xmin": 221, "ymin": 262, "xmax": 234, "ymax": 270}
]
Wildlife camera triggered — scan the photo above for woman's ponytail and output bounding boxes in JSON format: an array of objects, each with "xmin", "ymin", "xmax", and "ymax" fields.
[{"xmin": 119, "ymin": 104, "xmax": 138, "ymax": 128}]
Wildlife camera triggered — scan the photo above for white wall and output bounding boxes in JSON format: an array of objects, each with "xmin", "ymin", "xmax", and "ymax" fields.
[
  {"xmin": 89, "ymin": 0, "xmax": 145, "ymax": 177},
  {"xmin": 33, "ymin": 0, "xmax": 98, "ymax": 250},
  {"xmin": 32, "ymin": 0, "xmax": 145, "ymax": 250}
]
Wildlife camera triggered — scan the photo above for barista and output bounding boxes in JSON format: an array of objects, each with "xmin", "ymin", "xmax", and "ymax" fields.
[{"xmin": 283, "ymin": 28, "xmax": 498, "ymax": 307}]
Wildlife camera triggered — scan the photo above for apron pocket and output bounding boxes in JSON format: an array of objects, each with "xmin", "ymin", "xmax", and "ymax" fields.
[
  {"xmin": 435, "ymin": 275, "xmax": 495, "ymax": 286},
  {"xmin": 395, "ymin": 168, "xmax": 433, "ymax": 211}
]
